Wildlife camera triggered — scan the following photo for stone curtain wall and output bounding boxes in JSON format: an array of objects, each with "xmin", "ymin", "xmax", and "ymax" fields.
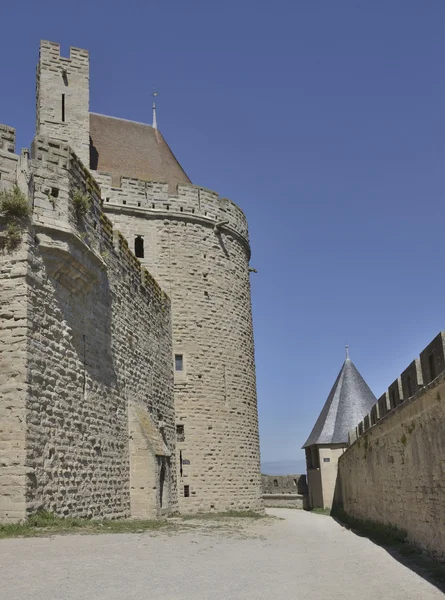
[
  {"xmin": 261, "ymin": 475, "xmax": 308, "ymax": 509},
  {"xmin": 98, "ymin": 175, "xmax": 263, "ymax": 514},
  {"xmin": 262, "ymin": 475, "xmax": 308, "ymax": 495},
  {"xmin": 0, "ymin": 130, "xmax": 176, "ymax": 521},
  {"xmin": 0, "ymin": 128, "xmax": 29, "ymax": 521},
  {"xmin": 339, "ymin": 333, "xmax": 445, "ymax": 560}
]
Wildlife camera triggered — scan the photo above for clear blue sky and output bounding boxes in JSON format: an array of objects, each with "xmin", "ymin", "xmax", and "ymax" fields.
[{"xmin": 1, "ymin": 1, "xmax": 444, "ymax": 464}]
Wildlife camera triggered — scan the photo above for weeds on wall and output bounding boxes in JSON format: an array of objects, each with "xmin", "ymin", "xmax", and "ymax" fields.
[
  {"xmin": 72, "ymin": 189, "xmax": 91, "ymax": 220},
  {"xmin": 0, "ymin": 185, "xmax": 30, "ymax": 251}
]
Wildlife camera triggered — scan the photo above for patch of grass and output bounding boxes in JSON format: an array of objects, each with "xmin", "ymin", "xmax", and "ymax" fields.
[
  {"xmin": 0, "ymin": 510, "xmax": 169, "ymax": 540},
  {"xmin": 0, "ymin": 509, "xmax": 268, "ymax": 540},
  {"xmin": 72, "ymin": 189, "xmax": 91, "ymax": 219},
  {"xmin": 0, "ymin": 185, "xmax": 30, "ymax": 251},
  {"xmin": 309, "ymin": 507, "xmax": 331, "ymax": 516},
  {"xmin": 264, "ymin": 505, "xmax": 303, "ymax": 510},
  {"xmin": 0, "ymin": 185, "xmax": 30, "ymax": 220},
  {"xmin": 178, "ymin": 510, "xmax": 265, "ymax": 520}
]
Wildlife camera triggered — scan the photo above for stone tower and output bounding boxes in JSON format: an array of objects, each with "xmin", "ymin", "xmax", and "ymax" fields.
[
  {"xmin": 36, "ymin": 41, "xmax": 90, "ymax": 166},
  {"xmin": 35, "ymin": 41, "xmax": 263, "ymax": 514},
  {"xmin": 303, "ymin": 353, "xmax": 376, "ymax": 509}
]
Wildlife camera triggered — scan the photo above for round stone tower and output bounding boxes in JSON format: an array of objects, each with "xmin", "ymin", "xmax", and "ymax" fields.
[{"xmin": 90, "ymin": 115, "xmax": 262, "ymax": 513}]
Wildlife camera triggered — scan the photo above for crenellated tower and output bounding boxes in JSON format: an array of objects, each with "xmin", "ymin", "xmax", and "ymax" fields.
[{"xmin": 36, "ymin": 41, "xmax": 90, "ymax": 166}]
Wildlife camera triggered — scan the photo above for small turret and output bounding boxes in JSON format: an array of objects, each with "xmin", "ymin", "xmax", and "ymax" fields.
[
  {"xmin": 36, "ymin": 41, "xmax": 90, "ymax": 166},
  {"xmin": 303, "ymin": 350, "xmax": 376, "ymax": 509}
]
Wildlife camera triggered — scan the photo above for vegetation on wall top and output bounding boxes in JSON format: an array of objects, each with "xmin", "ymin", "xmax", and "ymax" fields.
[{"xmin": 0, "ymin": 185, "xmax": 30, "ymax": 251}]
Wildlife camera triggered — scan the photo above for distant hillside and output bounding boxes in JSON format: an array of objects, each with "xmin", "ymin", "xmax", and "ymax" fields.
[{"xmin": 261, "ymin": 459, "xmax": 306, "ymax": 475}]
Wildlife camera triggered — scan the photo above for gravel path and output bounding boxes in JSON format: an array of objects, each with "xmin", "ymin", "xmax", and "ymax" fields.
[{"xmin": 0, "ymin": 508, "xmax": 442, "ymax": 599}]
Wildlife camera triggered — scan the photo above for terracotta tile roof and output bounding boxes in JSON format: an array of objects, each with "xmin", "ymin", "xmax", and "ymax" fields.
[
  {"xmin": 302, "ymin": 358, "xmax": 377, "ymax": 447},
  {"xmin": 89, "ymin": 113, "xmax": 191, "ymax": 190}
]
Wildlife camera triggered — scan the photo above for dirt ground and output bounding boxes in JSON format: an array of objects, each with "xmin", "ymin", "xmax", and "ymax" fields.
[{"xmin": 0, "ymin": 508, "xmax": 442, "ymax": 599}]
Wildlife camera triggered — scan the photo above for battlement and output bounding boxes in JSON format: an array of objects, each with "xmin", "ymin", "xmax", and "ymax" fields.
[
  {"xmin": 12, "ymin": 134, "xmax": 166, "ymax": 304},
  {"xmin": 95, "ymin": 171, "xmax": 250, "ymax": 247},
  {"xmin": 0, "ymin": 125, "xmax": 15, "ymax": 154},
  {"xmin": 39, "ymin": 40, "xmax": 89, "ymax": 70},
  {"xmin": 0, "ymin": 125, "xmax": 19, "ymax": 190},
  {"xmin": 349, "ymin": 332, "xmax": 445, "ymax": 444}
]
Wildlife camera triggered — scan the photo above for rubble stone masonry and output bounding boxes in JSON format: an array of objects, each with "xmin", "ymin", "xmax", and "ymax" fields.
[
  {"xmin": 101, "ymin": 180, "xmax": 263, "ymax": 513},
  {"xmin": 0, "ymin": 131, "xmax": 176, "ymax": 521}
]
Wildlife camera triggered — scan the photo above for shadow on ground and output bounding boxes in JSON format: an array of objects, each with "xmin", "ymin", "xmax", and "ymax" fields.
[{"xmin": 326, "ymin": 509, "xmax": 445, "ymax": 594}]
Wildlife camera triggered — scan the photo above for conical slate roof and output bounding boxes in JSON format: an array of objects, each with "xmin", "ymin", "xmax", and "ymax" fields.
[{"xmin": 302, "ymin": 358, "xmax": 376, "ymax": 448}]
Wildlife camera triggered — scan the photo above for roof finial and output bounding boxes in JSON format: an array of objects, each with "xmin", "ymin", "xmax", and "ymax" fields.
[
  {"xmin": 345, "ymin": 344, "xmax": 349, "ymax": 360},
  {"xmin": 152, "ymin": 90, "xmax": 158, "ymax": 130}
]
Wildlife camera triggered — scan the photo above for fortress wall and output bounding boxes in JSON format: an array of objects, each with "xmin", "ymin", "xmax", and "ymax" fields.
[
  {"xmin": 0, "ymin": 136, "xmax": 176, "ymax": 520},
  {"xmin": 261, "ymin": 476, "xmax": 308, "ymax": 509},
  {"xmin": 104, "ymin": 184, "xmax": 262, "ymax": 514},
  {"xmin": 0, "ymin": 132, "xmax": 30, "ymax": 521},
  {"xmin": 339, "ymin": 333, "xmax": 445, "ymax": 559},
  {"xmin": 262, "ymin": 474, "xmax": 308, "ymax": 495}
]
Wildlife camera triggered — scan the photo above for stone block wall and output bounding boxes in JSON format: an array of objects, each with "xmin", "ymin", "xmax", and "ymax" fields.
[
  {"xmin": 0, "ymin": 131, "xmax": 176, "ymax": 521},
  {"xmin": 0, "ymin": 126, "xmax": 18, "ymax": 191},
  {"xmin": 262, "ymin": 474, "xmax": 308, "ymax": 495},
  {"xmin": 97, "ymin": 173, "xmax": 263, "ymax": 514},
  {"xmin": 36, "ymin": 41, "xmax": 90, "ymax": 167},
  {"xmin": 262, "ymin": 475, "xmax": 308, "ymax": 509},
  {"xmin": 0, "ymin": 126, "xmax": 30, "ymax": 521},
  {"xmin": 339, "ymin": 333, "xmax": 445, "ymax": 560}
]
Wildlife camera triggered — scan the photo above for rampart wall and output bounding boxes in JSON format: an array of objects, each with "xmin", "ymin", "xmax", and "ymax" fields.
[
  {"xmin": 339, "ymin": 333, "xmax": 445, "ymax": 559},
  {"xmin": 0, "ymin": 128, "xmax": 176, "ymax": 521},
  {"xmin": 261, "ymin": 475, "xmax": 308, "ymax": 508},
  {"xmin": 0, "ymin": 127, "xmax": 29, "ymax": 521}
]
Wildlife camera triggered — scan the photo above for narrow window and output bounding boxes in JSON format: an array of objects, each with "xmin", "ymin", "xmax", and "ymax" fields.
[
  {"xmin": 176, "ymin": 424, "xmax": 185, "ymax": 442},
  {"xmin": 429, "ymin": 354, "xmax": 436, "ymax": 380},
  {"xmin": 134, "ymin": 236, "xmax": 144, "ymax": 258},
  {"xmin": 179, "ymin": 450, "xmax": 183, "ymax": 477},
  {"xmin": 61, "ymin": 94, "xmax": 66, "ymax": 122},
  {"xmin": 323, "ymin": 458, "xmax": 331, "ymax": 463},
  {"xmin": 175, "ymin": 354, "xmax": 183, "ymax": 372},
  {"xmin": 184, "ymin": 485, "xmax": 190, "ymax": 498},
  {"xmin": 51, "ymin": 187, "xmax": 59, "ymax": 198},
  {"xmin": 273, "ymin": 479, "xmax": 278, "ymax": 487}
]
